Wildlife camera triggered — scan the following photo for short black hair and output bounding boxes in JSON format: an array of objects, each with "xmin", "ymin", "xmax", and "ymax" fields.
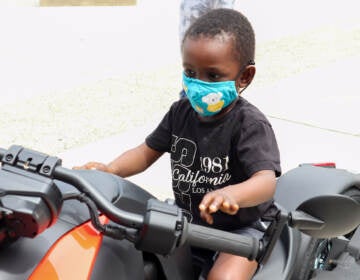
[{"xmin": 182, "ymin": 8, "xmax": 255, "ymax": 67}]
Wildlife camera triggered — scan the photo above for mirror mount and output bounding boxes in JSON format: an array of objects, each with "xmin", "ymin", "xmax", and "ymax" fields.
[
  {"xmin": 289, "ymin": 210, "xmax": 325, "ymax": 230},
  {"xmin": 258, "ymin": 210, "xmax": 288, "ymax": 264}
]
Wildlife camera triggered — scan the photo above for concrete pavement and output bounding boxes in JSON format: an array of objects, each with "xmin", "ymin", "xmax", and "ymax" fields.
[{"xmin": 246, "ymin": 57, "xmax": 360, "ymax": 173}]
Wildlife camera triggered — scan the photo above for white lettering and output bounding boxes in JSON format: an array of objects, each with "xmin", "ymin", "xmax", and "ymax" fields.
[{"xmin": 173, "ymin": 166, "xmax": 231, "ymax": 188}]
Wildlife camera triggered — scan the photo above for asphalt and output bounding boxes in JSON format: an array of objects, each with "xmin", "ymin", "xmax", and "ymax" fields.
[{"xmin": 0, "ymin": 0, "xmax": 358, "ymax": 200}]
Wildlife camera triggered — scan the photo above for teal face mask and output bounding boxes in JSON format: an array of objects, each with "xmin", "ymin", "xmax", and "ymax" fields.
[{"xmin": 182, "ymin": 72, "xmax": 239, "ymax": 117}]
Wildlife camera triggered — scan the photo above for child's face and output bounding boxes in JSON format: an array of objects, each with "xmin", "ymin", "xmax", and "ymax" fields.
[{"xmin": 182, "ymin": 35, "xmax": 242, "ymax": 85}]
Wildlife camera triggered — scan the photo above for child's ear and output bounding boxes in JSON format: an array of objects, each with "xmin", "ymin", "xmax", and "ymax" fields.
[{"xmin": 238, "ymin": 65, "xmax": 256, "ymax": 88}]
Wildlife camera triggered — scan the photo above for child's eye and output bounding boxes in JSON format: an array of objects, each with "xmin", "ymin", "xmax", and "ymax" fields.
[
  {"xmin": 184, "ymin": 69, "xmax": 196, "ymax": 78},
  {"xmin": 208, "ymin": 73, "xmax": 221, "ymax": 81}
]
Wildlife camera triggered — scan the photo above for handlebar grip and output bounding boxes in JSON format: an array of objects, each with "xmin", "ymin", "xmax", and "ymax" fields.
[{"xmin": 184, "ymin": 223, "xmax": 260, "ymax": 260}]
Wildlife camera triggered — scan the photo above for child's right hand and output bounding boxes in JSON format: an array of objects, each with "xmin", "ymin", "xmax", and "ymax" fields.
[
  {"xmin": 199, "ymin": 188, "xmax": 239, "ymax": 225},
  {"xmin": 73, "ymin": 162, "xmax": 111, "ymax": 173}
]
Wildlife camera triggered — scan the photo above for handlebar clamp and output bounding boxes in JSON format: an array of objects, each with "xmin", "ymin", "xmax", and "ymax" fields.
[
  {"xmin": 0, "ymin": 145, "xmax": 63, "ymax": 243},
  {"xmin": 135, "ymin": 199, "xmax": 184, "ymax": 256},
  {"xmin": 1, "ymin": 145, "xmax": 61, "ymax": 177}
]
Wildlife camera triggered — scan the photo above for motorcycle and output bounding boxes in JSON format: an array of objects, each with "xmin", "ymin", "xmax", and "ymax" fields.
[{"xmin": 0, "ymin": 145, "xmax": 359, "ymax": 279}]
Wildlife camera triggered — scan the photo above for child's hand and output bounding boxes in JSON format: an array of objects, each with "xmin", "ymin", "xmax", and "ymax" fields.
[
  {"xmin": 73, "ymin": 162, "xmax": 111, "ymax": 173},
  {"xmin": 199, "ymin": 188, "xmax": 239, "ymax": 225}
]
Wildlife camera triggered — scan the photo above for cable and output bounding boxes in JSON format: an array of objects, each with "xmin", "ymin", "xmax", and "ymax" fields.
[{"xmin": 62, "ymin": 192, "xmax": 138, "ymax": 242}]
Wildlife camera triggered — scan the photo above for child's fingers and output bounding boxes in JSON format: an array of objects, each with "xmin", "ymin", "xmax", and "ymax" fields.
[
  {"xmin": 73, "ymin": 162, "xmax": 107, "ymax": 171},
  {"xmin": 84, "ymin": 162, "xmax": 97, "ymax": 169},
  {"xmin": 72, "ymin": 162, "xmax": 91, "ymax": 170},
  {"xmin": 208, "ymin": 196, "xmax": 224, "ymax": 213},
  {"xmin": 198, "ymin": 191, "xmax": 240, "ymax": 224},
  {"xmin": 199, "ymin": 193, "xmax": 224, "ymax": 214},
  {"xmin": 199, "ymin": 193, "xmax": 212, "ymax": 209},
  {"xmin": 199, "ymin": 190, "xmax": 239, "ymax": 220},
  {"xmin": 222, "ymin": 203, "xmax": 239, "ymax": 215},
  {"xmin": 222, "ymin": 200, "xmax": 231, "ymax": 210},
  {"xmin": 200, "ymin": 210, "xmax": 214, "ymax": 224},
  {"xmin": 230, "ymin": 203, "xmax": 239, "ymax": 212},
  {"xmin": 199, "ymin": 193, "xmax": 214, "ymax": 212},
  {"xmin": 220, "ymin": 198, "xmax": 239, "ymax": 215},
  {"xmin": 199, "ymin": 203, "xmax": 207, "ymax": 212},
  {"xmin": 89, "ymin": 162, "xmax": 107, "ymax": 171}
]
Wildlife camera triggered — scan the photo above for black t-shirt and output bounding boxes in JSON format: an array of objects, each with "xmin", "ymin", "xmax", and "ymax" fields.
[{"xmin": 146, "ymin": 97, "xmax": 281, "ymax": 231}]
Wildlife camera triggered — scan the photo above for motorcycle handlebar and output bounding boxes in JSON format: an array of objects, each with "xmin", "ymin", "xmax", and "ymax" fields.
[
  {"xmin": 53, "ymin": 166, "xmax": 145, "ymax": 228},
  {"xmin": 0, "ymin": 147, "xmax": 260, "ymax": 259},
  {"xmin": 50, "ymin": 168, "xmax": 262, "ymax": 259},
  {"xmin": 183, "ymin": 223, "xmax": 260, "ymax": 260},
  {"xmin": 0, "ymin": 147, "xmax": 144, "ymax": 228}
]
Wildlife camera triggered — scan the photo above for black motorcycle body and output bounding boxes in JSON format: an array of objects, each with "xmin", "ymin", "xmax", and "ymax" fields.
[{"xmin": 0, "ymin": 145, "xmax": 359, "ymax": 280}]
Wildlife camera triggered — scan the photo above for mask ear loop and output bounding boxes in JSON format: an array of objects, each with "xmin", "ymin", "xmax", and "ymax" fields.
[{"xmin": 237, "ymin": 60, "xmax": 255, "ymax": 95}]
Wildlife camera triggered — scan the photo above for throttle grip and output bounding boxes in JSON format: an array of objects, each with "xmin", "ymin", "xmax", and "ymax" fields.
[{"xmin": 183, "ymin": 223, "xmax": 260, "ymax": 260}]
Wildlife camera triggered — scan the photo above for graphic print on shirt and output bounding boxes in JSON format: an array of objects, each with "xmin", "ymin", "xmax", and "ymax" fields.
[
  {"xmin": 171, "ymin": 135, "xmax": 196, "ymax": 222},
  {"xmin": 171, "ymin": 135, "xmax": 232, "ymax": 223}
]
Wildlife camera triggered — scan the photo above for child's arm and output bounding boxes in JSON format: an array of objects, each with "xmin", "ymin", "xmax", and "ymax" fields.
[
  {"xmin": 73, "ymin": 142, "xmax": 163, "ymax": 178},
  {"xmin": 199, "ymin": 170, "xmax": 276, "ymax": 225}
]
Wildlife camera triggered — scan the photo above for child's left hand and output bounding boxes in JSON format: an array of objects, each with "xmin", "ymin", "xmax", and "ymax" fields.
[{"xmin": 199, "ymin": 188, "xmax": 239, "ymax": 224}]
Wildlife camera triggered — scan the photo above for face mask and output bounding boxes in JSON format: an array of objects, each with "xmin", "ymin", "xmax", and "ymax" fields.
[{"xmin": 182, "ymin": 72, "xmax": 238, "ymax": 117}]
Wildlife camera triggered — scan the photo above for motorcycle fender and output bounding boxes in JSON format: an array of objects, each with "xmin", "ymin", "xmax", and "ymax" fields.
[
  {"xmin": 29, "ymin": 216, "xmax": 109, "ymax": 280},
  {"xmin": 275, "ymin": 165, "xmax": 360, "ymax": 211}
]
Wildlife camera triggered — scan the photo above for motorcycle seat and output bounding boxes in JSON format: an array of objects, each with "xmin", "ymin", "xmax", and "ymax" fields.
[{"xmin": 275, "ymin": 165, "xmax": 360, "ymax": 211}]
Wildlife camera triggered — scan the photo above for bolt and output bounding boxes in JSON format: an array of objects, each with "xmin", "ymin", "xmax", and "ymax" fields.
[
  {"xmin": 42, "ymin": 166, "xmax": 50, "ymax": 173},
  {"xmin": 5, "ymin": 154, "xmax": 13, "ymax": 162}
]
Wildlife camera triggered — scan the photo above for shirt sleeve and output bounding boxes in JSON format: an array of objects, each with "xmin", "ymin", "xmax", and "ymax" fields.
[
  {"xmin": 145, "ymin": 104, "xmax": 175, "ymax": 153},
  {"xmin": 236, "ymin": 121, "xmax": 281, "ymax": 178}
]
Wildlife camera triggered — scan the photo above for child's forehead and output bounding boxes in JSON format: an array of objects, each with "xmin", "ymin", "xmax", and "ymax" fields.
[
  {"xmin": 184, "ymin": 33, "xmax": 236, "ymax": 53},
  {"xmin": 182, "ymin": 35, "xmax": 242, "ymax": 70},
  {"xmin": 188, "ymin": 32, "xmax": 235, "ymax": 44},
  {"xmin": 183, "ymin": 34, "xmax": 238, "ymax": 59}
]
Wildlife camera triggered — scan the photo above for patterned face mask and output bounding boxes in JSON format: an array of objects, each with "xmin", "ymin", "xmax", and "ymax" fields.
[{"xmin": 182, "ymin": 72, "xmax": 238, "ymax": 117}]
